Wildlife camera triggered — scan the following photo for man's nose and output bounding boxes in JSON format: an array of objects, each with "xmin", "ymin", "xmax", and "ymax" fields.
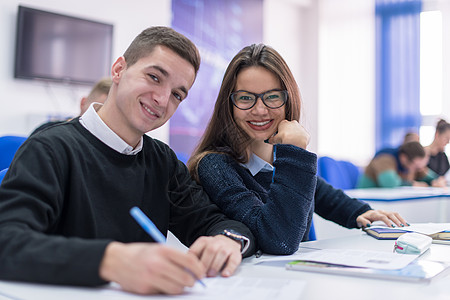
[{"xmin": 154, "ymin": 87, "xmax": 171, "ymax": 106}]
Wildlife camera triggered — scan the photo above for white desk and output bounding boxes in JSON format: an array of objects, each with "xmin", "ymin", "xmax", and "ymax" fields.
[
  {"xmin": 345, "ymin": 187, "xmax": 450, "ymax": 223},
  {"xmin": 1, "ymin": 234, "xmax": 449, "ymax": 300},
  {"xmin": 242, "ymin": 234, "xmax": 450, "ymax": 300}
]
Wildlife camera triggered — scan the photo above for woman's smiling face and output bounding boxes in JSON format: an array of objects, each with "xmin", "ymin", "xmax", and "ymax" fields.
[{"xmin": 232, "ymin": 66, "xmax": 285, "ymax": 142}]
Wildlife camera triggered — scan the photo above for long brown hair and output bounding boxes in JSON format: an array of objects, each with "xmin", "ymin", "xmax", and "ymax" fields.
[{"xmin": 188, "ymin": 44, "xmax": 302, "ymax": 181}]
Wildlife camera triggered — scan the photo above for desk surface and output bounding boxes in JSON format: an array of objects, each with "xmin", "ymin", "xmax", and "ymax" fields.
[
  {"xmin": 1, "ymin": 233, "xmax": 449, "ymax": 300},
  {"xmin": 345, "ymin": 186, "xmax": 450, "ymax": 201}
]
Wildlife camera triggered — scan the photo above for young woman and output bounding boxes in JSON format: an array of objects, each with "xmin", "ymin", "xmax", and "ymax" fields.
[{"xmin": 188, "ymin": 44, "xmax": 407, "ymax": 255}]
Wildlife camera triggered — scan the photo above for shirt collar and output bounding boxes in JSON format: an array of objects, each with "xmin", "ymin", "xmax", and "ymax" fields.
[
  {"xmin": 79, "ymin": 103, "xmax": 143, "ymax": 155},
  {"xmin": 242, "ymin": 152, "xmax": 273, "ymax": 176}
]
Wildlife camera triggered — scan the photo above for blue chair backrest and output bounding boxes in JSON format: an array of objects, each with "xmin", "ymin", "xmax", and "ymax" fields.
[
  {"xmin": 318, "ymin": 156, "xmax": 360, "ymax": 190},
  {"xmin": 175, "ymin": 152, "xmax": 189, "ymax": 165},
  {"xmin": 0, "ymin": 135, "xmax": 27, "ymax": 170},
  {"xmin": 0, "ymin": 168, "xmax": 8, "ymax": 184},
  {"xmin": 308, "ymin": 219, "xmax": 317, "ymax": 241}
]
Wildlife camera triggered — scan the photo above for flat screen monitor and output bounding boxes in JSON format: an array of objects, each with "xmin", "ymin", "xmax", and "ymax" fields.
[{"xmin": 14, "ymin": 5, "xmax": 113, "ymax": 85}]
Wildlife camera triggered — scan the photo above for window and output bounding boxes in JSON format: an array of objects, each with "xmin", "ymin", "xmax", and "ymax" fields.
[{"xmin": 419, "ymin": 10, "xmax": 443, "ymax": 144}]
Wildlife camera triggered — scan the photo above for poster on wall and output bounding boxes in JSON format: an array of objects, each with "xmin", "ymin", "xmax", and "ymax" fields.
[{"xmin": 170, "ymin": 0, "xmax": 263, "ymax": 163}]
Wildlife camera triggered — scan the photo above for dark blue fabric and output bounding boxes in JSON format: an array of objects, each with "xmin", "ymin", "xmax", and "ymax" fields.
[
  {"xmin": 198, "ymin": 145, "xmax": 371, "ymax": 255},
  {"xmin": 375, "ymin": 0, "xmax": 422, "ymax": 151}
]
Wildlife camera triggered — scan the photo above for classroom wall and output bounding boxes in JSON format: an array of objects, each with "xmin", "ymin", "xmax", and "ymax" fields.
[
  {"xmin": 317, "ymin": 0, "xmax": 375, "ymax": 166},
  {"xmin": 0, "ymin": 0, "xmax": 172, "ymax": 142},
  {"xmin": 0, "ymin": 0, "xmax": 387, "ymax": 166}
]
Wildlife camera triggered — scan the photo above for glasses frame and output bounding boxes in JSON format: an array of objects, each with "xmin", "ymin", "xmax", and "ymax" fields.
[{"xmin": 230, "ymin": 89, "xmax": 288, "ymax": 110}]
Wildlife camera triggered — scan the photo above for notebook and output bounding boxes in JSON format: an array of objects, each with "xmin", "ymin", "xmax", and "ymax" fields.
[
  {"xmin": 364, "ymin": 223, "xmax": 450, "ymax": 240},
  {"xmin": 286, "ymin": 259, "xmax": 449, "ymax": 283}
]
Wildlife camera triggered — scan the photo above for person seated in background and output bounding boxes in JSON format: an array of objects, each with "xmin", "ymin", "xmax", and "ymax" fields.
[
  {"xmin": 0, "ymin": 26, "xmax": 256, "ymax": 295},
  {"xmin": 30, "ymin": 77, "xmax": 112, "ymax": 135},
  {"xmin": 187, "ymin": 43, "xmax": 408, "ymax": 256},
  {"xmin": 425, "ymin": 119, "xmax": 450, "ymax": 177},
  {"xmin": 403, "ymin": 131, "xmax": 420, "ymax": 144},
  {"xmin": 358, "ymin": 141, "xmax": 445, "ymax": 188}
]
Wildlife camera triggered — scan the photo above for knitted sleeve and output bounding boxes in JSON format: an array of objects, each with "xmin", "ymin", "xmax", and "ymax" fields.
[
  {"xmin": 198, "ymin": 144, "xmax": 317, "ymax": 255},
  {"xmin": 314, "ymin": 177, "xmax": 372, "ymax": 228}
]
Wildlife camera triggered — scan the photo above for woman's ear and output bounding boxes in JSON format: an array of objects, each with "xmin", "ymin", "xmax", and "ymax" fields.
[{"xmin": 111, "ymin": 56, "xmax": 126, "ymax": 83}]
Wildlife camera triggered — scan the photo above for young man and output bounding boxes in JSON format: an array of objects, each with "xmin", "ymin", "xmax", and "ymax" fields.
[
  {"xmin": 0, "ymin": 27, "xmax": 255, "ymax": 295},
  {"xmin": 30, "ymin": 77, "xmax": 112, "ymax": 135},
  {"xmin": 358, "ymin": 141, "xmax": 443, "ymax": 188}
]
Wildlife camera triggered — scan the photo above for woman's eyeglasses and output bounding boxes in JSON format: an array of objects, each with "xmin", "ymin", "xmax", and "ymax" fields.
[{"xmin": 230, "ymin": 89, "xmax": 288, "ymax": 110}]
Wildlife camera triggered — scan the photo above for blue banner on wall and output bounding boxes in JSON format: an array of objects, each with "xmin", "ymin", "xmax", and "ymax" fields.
[{"xmin": 170, "ymin": 0, "xmax": 263, "ymax": 162}]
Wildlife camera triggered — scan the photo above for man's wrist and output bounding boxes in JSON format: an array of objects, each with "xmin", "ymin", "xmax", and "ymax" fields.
[
  {"xmin": 218, "ymin": 229, "xmax": 250, "ymax": 254},
  {"xmin": 99, "ymin": 241, "xmax": 123, "ymax": 282}
]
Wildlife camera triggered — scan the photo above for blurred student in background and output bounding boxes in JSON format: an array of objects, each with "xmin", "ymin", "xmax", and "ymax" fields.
[
  {"xmin": 403, "ymin": 132, "xmax": 420, "ymax": 144},
  {"xmin": 30, "ymin": 77, "xmax": 112, "ymax": 135},
  {"xmin": 358, "ymin": 141, "xmax": 445, "ymax": 188},
  {"xmin": 425, "ymin": 119, "xmax": 450, "ymax": 178},
  {"xmin": 188, "ymin": 43, "xmax": 408, "ymax": 256}
]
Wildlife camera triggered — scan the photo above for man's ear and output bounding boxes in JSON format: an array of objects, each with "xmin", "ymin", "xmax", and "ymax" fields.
[
  {"xmin": 79, "ymin": 96, "xmax": 88, "ymax": 114},
  {"xmin": 111, "ymin": 56, "xmax": 126, "ymax": 83}
]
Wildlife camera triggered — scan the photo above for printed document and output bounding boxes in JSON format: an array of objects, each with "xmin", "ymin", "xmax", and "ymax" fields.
[{"xmin": 258, "ymin": 248, "xmax": 418, "ymax": 270}]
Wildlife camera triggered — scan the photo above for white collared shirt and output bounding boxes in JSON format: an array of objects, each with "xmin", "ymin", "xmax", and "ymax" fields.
[
  {"xmin": 242, "ymin": 153, "xmax": 274, "ymax": 176},
  {"xmin": 79, "ymin": 103, "xmax": 143, "ymax": 155}
]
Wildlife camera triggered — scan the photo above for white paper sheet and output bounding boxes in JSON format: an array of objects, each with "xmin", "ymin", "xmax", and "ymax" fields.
[
  {"xmin": 0, "ymin": 276, "xmax": 306, "ymax": 300},
  {"xmin": 258, "ymin": 248, "xmax": 418, "ymax": 270}
]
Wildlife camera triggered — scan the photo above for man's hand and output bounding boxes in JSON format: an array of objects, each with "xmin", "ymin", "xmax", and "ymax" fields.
[
  {"xmin": 99, "ymin": 242, "xmax": 206, "ymax": 295},
  {"xmin": 356, "ymin": 209, "xmax": 409, "ymax": 228},
  {"xmin": 188, "ymin": 234, "xmax": 242, "ymax": 278}
]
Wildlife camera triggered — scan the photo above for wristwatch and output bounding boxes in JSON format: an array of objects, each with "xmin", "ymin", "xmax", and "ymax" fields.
[{"xmin": 219, "ymin": 229, "xmax": 250, "ymax": 254}]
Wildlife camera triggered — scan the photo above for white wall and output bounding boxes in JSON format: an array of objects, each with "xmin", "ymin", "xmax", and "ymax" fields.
[
  {"xmin": 317, "ymin": 0, "xmax": 375, "ymax": 166},
  {"xmin": 0, "ymin": 0, "xmax": 382, "ymax": 166},
  {"xmin": 264, "ymin": 0, "xmax": 319, "ymax": 154},
  {"xmin": 0, "ymin": 0, "xmax": 171, "ymax": 141}
]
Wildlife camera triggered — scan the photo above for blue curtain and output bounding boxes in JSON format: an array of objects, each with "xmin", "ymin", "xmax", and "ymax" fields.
[{"xmin": 375, "ymin": 0, "xmax": 422, "ymax": 150}]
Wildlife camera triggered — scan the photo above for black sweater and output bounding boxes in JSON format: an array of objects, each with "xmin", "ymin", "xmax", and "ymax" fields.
[{"xmin": 0, "ymin": 119, "xmax": 255, "ymax": 286}]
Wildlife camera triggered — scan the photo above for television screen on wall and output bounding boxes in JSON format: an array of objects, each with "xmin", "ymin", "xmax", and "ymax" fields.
[{"xmin": 14, "ymin": 5, "xmax": 113, "ymax": 85}]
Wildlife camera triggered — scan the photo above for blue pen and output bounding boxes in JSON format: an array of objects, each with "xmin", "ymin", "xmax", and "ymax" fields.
[{"xmin": 129, "ymin": 206, "xmax": 206, "ymax": 288}]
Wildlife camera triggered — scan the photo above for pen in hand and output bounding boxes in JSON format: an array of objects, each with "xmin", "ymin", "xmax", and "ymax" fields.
[{"xmin": 129, "ymin": 206, "xmax": 206, "ymax": 288}]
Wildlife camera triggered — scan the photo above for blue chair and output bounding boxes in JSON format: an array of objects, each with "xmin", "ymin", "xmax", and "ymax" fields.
[
  {"xmin": 0, "ymin": 168, "xmax": 8, "ymax": 184},
  {"xmin": 308, "ymin": 219, "xmax": 317, "ymax": 241},
  {"xmin": 318, "ymin": 156, "xmax": 360, "ymax": 190},
  {"xmin": 175, "ymin": 152, "xmax": 189, "ymax": 165},
  {"xmin": 0, "ymin": 135, "xmax": 27, "ymax": 170}
]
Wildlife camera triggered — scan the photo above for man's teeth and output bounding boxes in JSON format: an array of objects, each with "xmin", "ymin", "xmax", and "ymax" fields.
[
  {"xmin": 249, "ymin": 120, "xmax": 270, "ymax": 126},
  {"xmin": 143, "ymin": 104, "xmax": 156, "ymax": 116}
]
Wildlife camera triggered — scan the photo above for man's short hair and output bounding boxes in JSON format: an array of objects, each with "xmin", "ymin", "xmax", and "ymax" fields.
[
  {"xmin": 123, "ymin": 26, "xmax": 201, "ymax": 76},
  {"xmin": 86, "ymin": 77, "xmax": 112, "ymax": 101}
]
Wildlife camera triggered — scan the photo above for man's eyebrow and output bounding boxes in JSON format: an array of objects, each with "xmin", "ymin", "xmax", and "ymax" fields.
[
  {"xmin": 148, "ymin": 65, "xmax": 169, "ymax": 77},
  {"xmin": 147, "ymin": 65, "xmax": 189, "ymax": 98},
  {"xmin": 180, "ymin": 86, "xmax": 188, "ymax": 98}
]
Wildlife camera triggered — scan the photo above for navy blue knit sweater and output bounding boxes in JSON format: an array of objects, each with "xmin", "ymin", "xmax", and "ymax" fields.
[{"xmin": 198, "ymin": 144, "xmax": 371, "ymax": 255}]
